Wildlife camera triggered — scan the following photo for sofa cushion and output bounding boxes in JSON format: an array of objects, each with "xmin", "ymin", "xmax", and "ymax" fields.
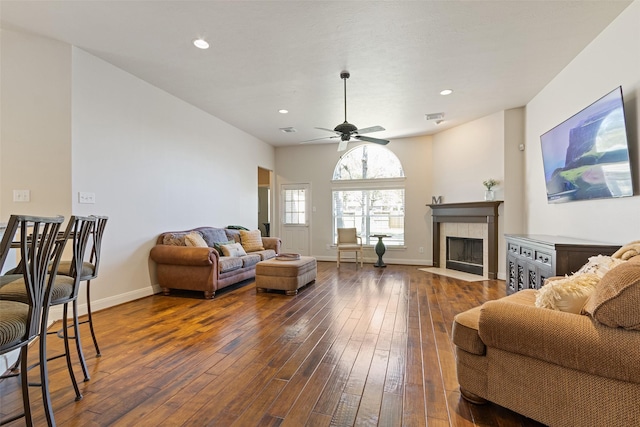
[
  {"xmin": 163, "ymin": 232, "xmax": 189, "ymax": 246},
  {"xmin": 452, "ymin": 305, "xmax": 485, "ymax": 355},
  {"xmin": 584, "ymin": 258, "xmax": 640, "ymax": 330},
  {"xmin": 184, "ymin": 232, "xmax": 208, "ymax": 248},
  {"xmin": 241, "ymin": 254, "xmax": 262, "ymax": 268},
  {"xmin": 240, "ymin": 229, "xmax": 265, "ymax": 252},
  {"xmin": 535, "ymin": 273, "xmax": 600, "ymax": 314},
  {"xmin": 220, "ymin": 243, "xmax": 247, "ymax": 257},
  {"xmin": 218, "ymin": 256, "xmax": 243, "ymax": 273},
  {"xmin": 453, "ymin": 289, "xmax": 537, "ymax": 356},
  {"xmin": 252, "ymin": 249, "xmax": 277, "ymax": 261},
  {"xmin": 200, "ymin": 228, "xmax": 229, "ymax": 247}
]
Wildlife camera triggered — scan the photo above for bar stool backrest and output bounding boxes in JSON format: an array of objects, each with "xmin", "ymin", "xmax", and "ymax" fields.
[{"xmin": 0, "ymin": 215, "xmax": 65, "ymax": 346}]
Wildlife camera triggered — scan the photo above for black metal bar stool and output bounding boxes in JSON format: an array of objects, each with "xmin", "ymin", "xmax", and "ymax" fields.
[
  {"xmin": 56, "ymin": 215, "xmax": 108, "ymax": 356},
  {"xmin": 0, "ymin": 214, "xmax": 65, "ymax": 427},
  {"xmin": 1, "ymin": 216, "xmax": 95, "ymax": 402}
]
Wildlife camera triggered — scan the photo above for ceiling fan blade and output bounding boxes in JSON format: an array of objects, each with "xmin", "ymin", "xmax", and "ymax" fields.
[
  {"xmin": 337, "ymin": 140, "xmax": 349, "ymax": 152},
  {"xmin": 314, "ymin": 127, "xmax": 340, "ymax": 135},
  {"xmin": 299, "ymin": 135, "xmax": 339, "ymax": 144},
  {"xmin": 355, "ymin": 125, "xmax": 385, "ymax": 134},
  {"xmin": 354, "ymin": 135, "xmax": 390, "ymax": 145}
]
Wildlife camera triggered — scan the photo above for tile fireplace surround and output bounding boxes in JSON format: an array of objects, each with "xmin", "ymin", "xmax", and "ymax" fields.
[{"xmin": 427, "ymin": 201, "xmax": 502, "ymax": 279}]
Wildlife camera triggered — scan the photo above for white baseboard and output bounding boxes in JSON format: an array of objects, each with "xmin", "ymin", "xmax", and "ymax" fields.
[
  {"xmin": 48, "ymin": 285, "xmax": 162, "ymax": 322},
  {"xmin": 312, "ymin": 255, "xmax": 432, "ymax": 266}
]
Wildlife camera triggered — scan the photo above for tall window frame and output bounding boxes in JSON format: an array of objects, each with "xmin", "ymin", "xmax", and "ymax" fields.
[{"xmin": 332, "ymin": 145, "xmax": 405, "ymax": 246}]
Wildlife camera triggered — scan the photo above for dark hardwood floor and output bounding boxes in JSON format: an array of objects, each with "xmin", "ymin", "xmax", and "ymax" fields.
[{"xmin": 1, "ymin": 262, "xmax": 544, "ymax": 426}]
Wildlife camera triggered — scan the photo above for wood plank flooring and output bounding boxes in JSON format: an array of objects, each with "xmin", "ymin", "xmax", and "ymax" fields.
[{"xmin": 0, "ymin": 262, "xmax": 544, "ymax": 426}]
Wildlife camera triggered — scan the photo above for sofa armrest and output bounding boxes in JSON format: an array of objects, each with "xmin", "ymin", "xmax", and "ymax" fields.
[
  {"xmin": 261, "ymin": 237, "xmax": 281, "ymax": 254},
  {"xmin": 479, "ymin": 300, "xmax": 640, "ymax": 384},
  {"xmin": 150, "ymin": 245, "xmax": 216, "ymax": 266}
]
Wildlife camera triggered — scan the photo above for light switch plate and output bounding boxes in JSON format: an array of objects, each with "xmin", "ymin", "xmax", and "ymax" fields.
[
  {"xmin": 79, "ymin": 192, "xmax": 96, "ymax": 204},
  {"xmin": 13, "ymin": 190, "xmax": 30, "ymax": 202}
]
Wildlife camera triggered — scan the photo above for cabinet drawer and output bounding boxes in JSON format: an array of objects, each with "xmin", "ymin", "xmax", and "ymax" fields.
[
  {"xmin": 536, "ymin": 251, "xmax": 552, "ymax": 266},
  {"xmin": 508, "ymin": 243, "xmax": 519, "ymax": 254},
  {"xmin": 520, "ymin": 246, "xmax": 534, "ymax": 259}
]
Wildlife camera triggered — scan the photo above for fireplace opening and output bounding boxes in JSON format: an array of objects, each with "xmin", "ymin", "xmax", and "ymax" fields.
[{"xmin": 446, "ymin": 237, "xmax": 483, "ymax": 275}]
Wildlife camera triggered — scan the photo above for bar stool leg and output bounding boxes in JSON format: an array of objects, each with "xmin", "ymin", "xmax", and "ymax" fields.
[
  {"xmin": 84, "ymin": 280, "xmax": 101, "ymax": 356},
  {"xmin": 62, "ymin": 304, "xmax": 83, "ymax": 401},
  {"xmin": 72, "ymin": 300, "xmax": 90, "ymax": 381},
  {"xmin": 39, "ymin": 313, "xmax": 56, "ymax": 427}
]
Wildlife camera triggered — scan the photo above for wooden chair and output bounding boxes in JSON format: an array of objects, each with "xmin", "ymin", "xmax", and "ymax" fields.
[
  {"xmin": 337, "ymin": 227, "xmax": 363, "ymax": 268},
  {"xmin": 56, "ymin": 215, "xmax": 108, "ymax": 356},
  {"xmin": 0, "ymin": 214, "xmax": 65, "ymax": 426}
]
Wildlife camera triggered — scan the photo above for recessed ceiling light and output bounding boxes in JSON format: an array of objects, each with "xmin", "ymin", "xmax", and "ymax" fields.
[
  {"xmin": 278, "ymin": 109, "xmax": 289, "ymax": 114},
  {"xmin": 440, "ymin": 89, "xmax": 453, "ymax": 96},
  {"xmin": 193, "ymin": 38, "xmax": 209, "ymax": 49}
]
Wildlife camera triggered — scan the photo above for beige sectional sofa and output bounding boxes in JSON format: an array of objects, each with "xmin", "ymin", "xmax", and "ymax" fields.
[
  {"xmin": 150, "ymin": 227, "xmax": 281, "ymax": 299},
  {"xmin": 452, "ymin": 255, "xmax": 640, "ymax": 426}
]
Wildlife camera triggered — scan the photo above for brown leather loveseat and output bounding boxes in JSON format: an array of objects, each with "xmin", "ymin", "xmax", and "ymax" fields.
[{"xmin": 150, "ymin": 227, "xmax": 281, "ymax": 299}]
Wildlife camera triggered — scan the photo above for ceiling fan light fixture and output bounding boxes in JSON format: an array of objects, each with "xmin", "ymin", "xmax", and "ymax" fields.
[
  {"xmin": 193, "ymin": 38, "xmax": 209, "ymax": 49},
  {"xmin": 279, "ymin": 127, "xmax": 297, "ymax": 133}
]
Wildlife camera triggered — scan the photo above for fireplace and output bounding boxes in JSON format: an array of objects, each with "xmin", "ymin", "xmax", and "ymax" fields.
[
  {"xmin": 446, "ymin": 237, "xmax": 483, "ymax": 275},
  {"xmin": 427, "ymin": 201, "xmax": 502, "ymax": 279}
]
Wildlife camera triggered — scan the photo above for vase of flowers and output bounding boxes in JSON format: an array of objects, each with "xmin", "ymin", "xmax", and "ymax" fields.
[{"xmin": 483, "ymin": 179, "xmax": 498, "ymax": 201}]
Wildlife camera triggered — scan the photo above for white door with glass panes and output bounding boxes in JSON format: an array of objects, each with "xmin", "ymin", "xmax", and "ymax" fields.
[{"xmin": 280, "ymin": 183, "xmax": 310, "ymax": 255}]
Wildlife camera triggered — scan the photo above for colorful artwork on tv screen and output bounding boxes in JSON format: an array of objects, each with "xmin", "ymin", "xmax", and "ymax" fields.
[{"xmin": 540, "ymin": 86, "xmax": 633, "ymax": 203}]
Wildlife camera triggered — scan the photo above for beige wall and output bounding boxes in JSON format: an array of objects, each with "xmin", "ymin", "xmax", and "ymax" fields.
[
  {"xmin": 524, "ymin": 1, "xmax": 640, "ymax": 243},
  {"xmin": 0, "ymin": 29, "xmax": 72, "ymax": 218},
  {"xmin": 1, "ymin": 31, "xmax": 275, "ymax": 316},
  {"xmin": 275, "ymin": 136, "xmax": 433, "ymax": 265}
]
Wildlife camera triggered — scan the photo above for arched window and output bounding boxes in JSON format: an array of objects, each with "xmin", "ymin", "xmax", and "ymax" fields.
[{"xmin": 332, "ymin": 145, "xmax": 405, "ymax": 246}]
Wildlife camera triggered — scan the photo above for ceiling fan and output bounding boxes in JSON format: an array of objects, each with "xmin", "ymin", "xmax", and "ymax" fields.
[{"xmin": 302, "ymin": 71, "xmax": 389, "ymax": 152}]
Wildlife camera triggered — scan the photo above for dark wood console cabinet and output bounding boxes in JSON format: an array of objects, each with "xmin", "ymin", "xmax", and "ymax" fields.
[{"xmin": 505, "ymin": 235, "xmax": 620, "ymax": 295}]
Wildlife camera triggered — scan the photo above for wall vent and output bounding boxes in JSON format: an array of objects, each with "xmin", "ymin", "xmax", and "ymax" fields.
[{"xmin": 425, "ymin": 112, "xmax": 445, "ymax": 121}]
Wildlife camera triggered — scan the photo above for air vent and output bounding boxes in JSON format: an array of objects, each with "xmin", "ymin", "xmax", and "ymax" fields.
[
  {"xmin": 425, "ymin": 112, "xmax": 445, "ymax": 121},
  {"xmin": 279, "ymin": 127, "xmax": 297, "ymax": 133}
]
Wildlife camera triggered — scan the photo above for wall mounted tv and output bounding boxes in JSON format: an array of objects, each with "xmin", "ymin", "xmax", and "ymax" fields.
[{"xmin": 540, "ymin": 86, "xmax": 633, "ymax": 204}]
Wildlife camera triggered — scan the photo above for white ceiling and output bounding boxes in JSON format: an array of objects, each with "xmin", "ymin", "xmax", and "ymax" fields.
[{"xmin": 0, "ymin": 1, "xmax": 632, "ymax": 147}]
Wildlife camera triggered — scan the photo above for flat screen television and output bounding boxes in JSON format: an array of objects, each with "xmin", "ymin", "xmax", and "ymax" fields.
[{"xmin": 540, "ymin": 86, "xmax": 633, "ymax": 203}]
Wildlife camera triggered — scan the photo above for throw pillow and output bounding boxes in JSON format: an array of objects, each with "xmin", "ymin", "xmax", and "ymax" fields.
[
  {"xmin": 220, "ymin": 242, "xmax": 248, "ymax": 257},
  {"xmin": 163, "ymin": 232, "xmax": 188, "ymax": 246},
  {"xmin": 200, "ymin": 228, "xmax": 230, "ymax": 247},
  {"xmin": 535, "ymin": 273, "xmax": 600, "ymax": 314},
  {"xmin": 583, "ymin": 260, "xmax": 640, "ymax": 330},
  {"xmin": 575, "ymin": 255, "xmax": 626, "ymax": 278},
  {"xmin": 213, "ymin": 240, "xmax": 236, "ymax": 255},
  {"xmin": 240, "ymin": 229, "xmax": 264, "ymax": 252},
  {"xmin": 184, "ymin": 232, "xmax": 208, "ymax": 248}
]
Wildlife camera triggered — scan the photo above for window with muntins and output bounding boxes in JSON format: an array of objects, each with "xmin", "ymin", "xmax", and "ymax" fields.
[
  {"xmin": 332, "ymin": 145, "xmax": 405, "ymax": 245},
  {"xmin": 282, "ymin": 187, "xmax": 307, "ymax": 225}
]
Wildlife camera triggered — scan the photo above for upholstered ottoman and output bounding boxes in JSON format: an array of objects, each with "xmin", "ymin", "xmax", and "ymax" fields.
[{"xmin": 255, "ymin": 256, "xmax": 317, "ymax": 295}]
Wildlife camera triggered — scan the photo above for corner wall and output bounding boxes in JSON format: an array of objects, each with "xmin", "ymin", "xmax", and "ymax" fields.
[
  {"xmin": 1, "ymin": 30, "xmax": 275, "ymax": 317},
  {"xmin": 274, "ymin": 136, "xmax": 432, "ymax": 265},
  {"xmin": 524, "ymin": 1, "xmax": 640, "ymax": 243}
]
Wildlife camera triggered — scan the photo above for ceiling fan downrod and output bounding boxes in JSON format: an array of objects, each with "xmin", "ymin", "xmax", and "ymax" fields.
[{"xmin": 341, "ymin": 71, "xmax": 350, "ymax": 123}]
